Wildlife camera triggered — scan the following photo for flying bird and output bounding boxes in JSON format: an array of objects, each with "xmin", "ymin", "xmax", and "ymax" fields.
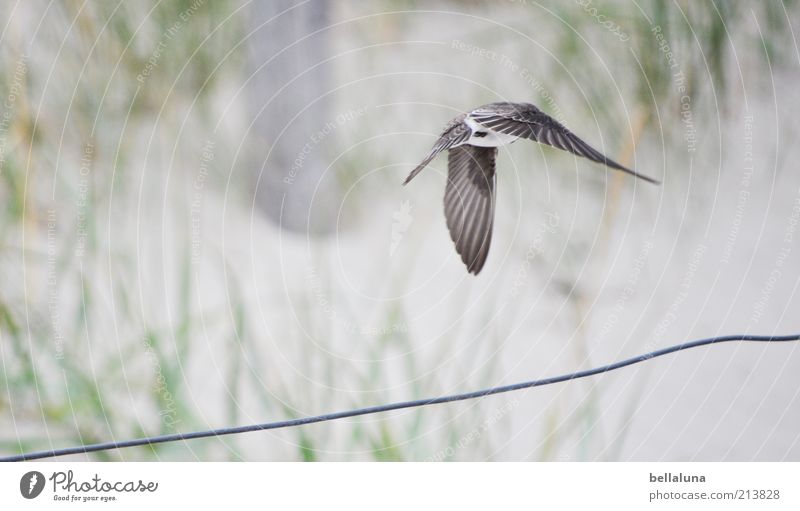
[{"xmin": 403, "ymin": 102, "xmax": 658, "ymax": 275}]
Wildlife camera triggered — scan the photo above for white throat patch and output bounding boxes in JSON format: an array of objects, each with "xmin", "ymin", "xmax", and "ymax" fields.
[{"xmin": 464, "ymin": 116, "xmax": 518, "ymax": 148}]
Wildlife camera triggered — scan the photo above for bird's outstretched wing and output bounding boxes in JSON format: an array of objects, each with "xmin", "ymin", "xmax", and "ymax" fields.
[
  {"xmin": 444, "ymin": 145, "xmax": 497, "ymax": 274},
  {"xmin": 470, "ymin": 102, "xmax": 659, "ymax": 184},
  {"xmin": 404, "ymin": 115, "xmax": 471, "ymax": 185}
]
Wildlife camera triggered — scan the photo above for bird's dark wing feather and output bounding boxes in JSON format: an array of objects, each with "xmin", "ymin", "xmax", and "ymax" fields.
[
  {"xmin": 404, "ymin": 115, "xmax": 471, "ymax": 185},
  {"xmin": 471, "ymin": 102, "xmax": 659, "ymax": 184},
  {"xmin": 444, "ymin": 145, "xmax": 496, "ymax": 274}
]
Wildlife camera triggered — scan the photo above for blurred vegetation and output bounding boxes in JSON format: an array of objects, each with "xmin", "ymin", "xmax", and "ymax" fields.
[{"xmin": 0, "ymin": 0, "xmax": 797, "ymax": 460}]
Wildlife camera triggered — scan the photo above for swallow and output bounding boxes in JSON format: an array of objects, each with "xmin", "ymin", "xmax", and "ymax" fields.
[{"xmin": 403, "ymin": 101, "xmax": 659, "ymax": 274}]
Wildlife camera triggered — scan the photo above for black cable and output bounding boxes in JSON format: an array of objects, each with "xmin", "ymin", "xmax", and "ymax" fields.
[{"xmin": 2, "ymin": 333, "xmax": 798, "ymax": 462}]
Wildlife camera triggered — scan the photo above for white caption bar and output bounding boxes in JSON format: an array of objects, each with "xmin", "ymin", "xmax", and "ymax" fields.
[{"xmin": 1, "ymin": 462, "xmax": 797, "ymax": 509}]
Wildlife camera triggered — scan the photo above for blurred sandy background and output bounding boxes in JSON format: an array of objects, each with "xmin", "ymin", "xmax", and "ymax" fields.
[{"xmin": 1, "ymin": 0, "xmax": 799, "ymax": 460}]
